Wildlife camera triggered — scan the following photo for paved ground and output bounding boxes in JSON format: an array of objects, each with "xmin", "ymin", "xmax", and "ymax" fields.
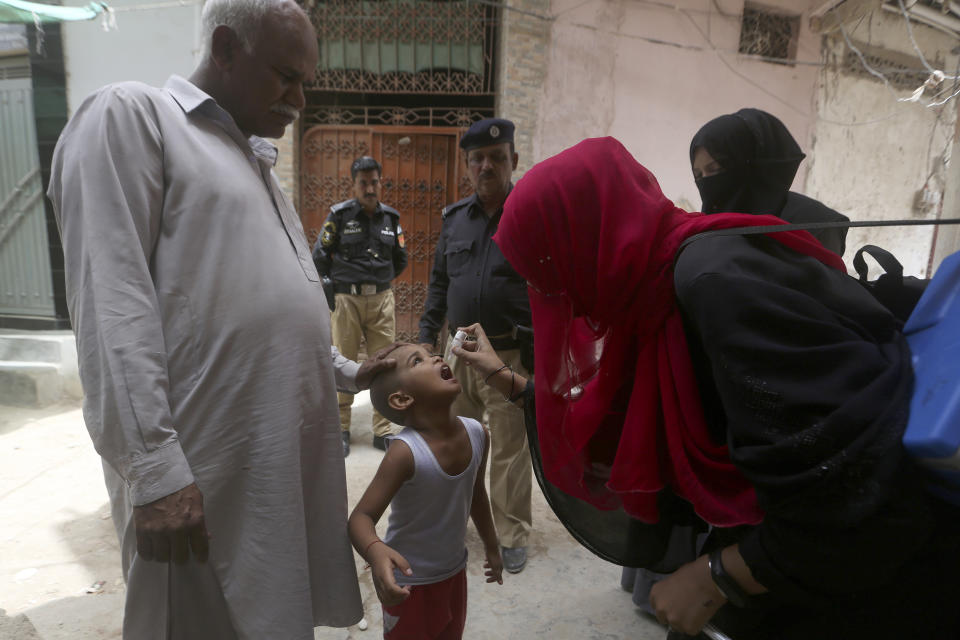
[{"xmin": 0, "ymin": 395, "xmax": 665, "ymax": 639}]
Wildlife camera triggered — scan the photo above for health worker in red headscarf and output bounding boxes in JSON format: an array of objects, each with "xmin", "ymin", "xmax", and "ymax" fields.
[{"xmin": 451, "ymin": 137, "xmax": 960, "ymax": 639}]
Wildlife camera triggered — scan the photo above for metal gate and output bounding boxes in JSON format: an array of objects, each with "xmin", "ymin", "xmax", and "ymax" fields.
[
  {"xmin": 0, "ymin": 67, "xmax": 55, "ymax": 319},
  {"xmin": 300, "ymin": 125, "xmax": 473, "ymax": 343}
]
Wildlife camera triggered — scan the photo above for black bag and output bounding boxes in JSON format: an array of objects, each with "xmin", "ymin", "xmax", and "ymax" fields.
[
  {"xmin": 513, "ymin": 324, "xmax": 535, "ymax": 373},
  {"xmin": 852, "ymin": 245, "xmax": 929, "ymax": 324}
]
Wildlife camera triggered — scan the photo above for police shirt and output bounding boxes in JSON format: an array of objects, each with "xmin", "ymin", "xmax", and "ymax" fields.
[
  {"xmin": 312, "ymin": 199, "xmax": 408, "ymax": 285},
  {"xmin": 418, "ymin": 191, "xmax": 531, "ymax": 346}
]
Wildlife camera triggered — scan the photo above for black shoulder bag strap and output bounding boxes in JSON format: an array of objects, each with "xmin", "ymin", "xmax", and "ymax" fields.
[
  {"xmin": 674, "ymin": 218, "xmax": 960, "ymax": 268},
  {"xmin": 674, "ymin": 217, "xmax": 960, "ymax": 324}
]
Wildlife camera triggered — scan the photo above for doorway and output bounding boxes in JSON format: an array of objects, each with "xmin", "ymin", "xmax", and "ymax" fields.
[{"xmin": 300, "ymin": 124, "xmax": 474, "ymax": 342}]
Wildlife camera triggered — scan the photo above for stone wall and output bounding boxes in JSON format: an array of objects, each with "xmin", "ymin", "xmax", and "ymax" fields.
[{"xmin": 496, "ymin": 0, "xmax": 551, "ymax": 176}]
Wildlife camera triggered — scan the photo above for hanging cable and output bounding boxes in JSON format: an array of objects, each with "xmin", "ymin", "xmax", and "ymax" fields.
[
  {"xmin": 896, "ymin": 0, "xmax": 960, "ymax": 79},
  {"xmin": 838, "ymin": 21, "xmax": 904, "ymax": 98}
]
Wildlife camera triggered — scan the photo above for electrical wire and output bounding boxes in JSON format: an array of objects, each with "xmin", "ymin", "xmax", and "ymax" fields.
[
  {"xmin": 673, "ymin": 6, "xmax": 812, "ymax": 117},
  {"xmin": 710, "ymin": 0, "xmax": 739, "ymax": 19},
  {"xmin": 558, "ymin": 1, "xmax": 936, "ymax": 126},
  {"xmin": 838, "ymin": 21, "xmax": 903, "ymax": 100},
  {"xmin": 75, "ymin": 0, "xmax": 960, "ymax": 117},
  {"xmin": 673, "ymin": 4, "xmax": 914, "ymax": 125},
  {"xmin": 896, "ymin": 0, "xmax": 960, "ymax": 79}
]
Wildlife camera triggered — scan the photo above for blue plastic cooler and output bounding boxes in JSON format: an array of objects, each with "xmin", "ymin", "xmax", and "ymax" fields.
[{"xmin": 902, "ymin": 250, "xmax": 960, "ymax": 503}]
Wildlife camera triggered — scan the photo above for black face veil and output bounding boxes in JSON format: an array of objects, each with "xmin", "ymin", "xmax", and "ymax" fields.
[{"xmin": 690, "ymin": 108, "xmax": 805, "ymax": 216}]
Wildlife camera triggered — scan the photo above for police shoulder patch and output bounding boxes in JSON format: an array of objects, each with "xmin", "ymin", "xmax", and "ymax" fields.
[
  {"xmin": 397, "ymin": 224, "xmax": 405, "ymax": 248},
  {"xmin": 321, "ymin": 220, "xmax": 337, "ymax": 247}
]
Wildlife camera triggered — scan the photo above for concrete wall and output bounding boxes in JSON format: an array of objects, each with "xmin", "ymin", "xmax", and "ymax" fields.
[
  {"xmin": 60, "ymin": 0, "xmax": 202, "ymax": 115},
  {"xmin": 806, "ymin": 8, "xmax": 960, "ymax": 277},
  {"xmin": 535, "ymin": 0, "xmax": 824, "ymax": 210}
]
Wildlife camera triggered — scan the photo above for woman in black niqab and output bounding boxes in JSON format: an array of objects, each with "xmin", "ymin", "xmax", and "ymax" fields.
[{"xmin": 690, "ymin": 108, "xmax": 849, "ymax": 256}]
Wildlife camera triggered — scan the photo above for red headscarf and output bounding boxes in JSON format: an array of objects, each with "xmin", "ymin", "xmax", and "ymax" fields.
[{"xmin": 494, "ymin": 137, "xmax": 845, "ymax": 526}]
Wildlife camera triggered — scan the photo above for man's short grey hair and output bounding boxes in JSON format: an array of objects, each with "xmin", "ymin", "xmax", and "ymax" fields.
[{"xmin": 201, "ymin": 0, "xmax": 279, "ymax": 55}]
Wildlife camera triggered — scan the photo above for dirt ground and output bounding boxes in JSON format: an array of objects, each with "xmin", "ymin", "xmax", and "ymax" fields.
[{"xmin": 0, "ymin": 395, "xmax": 665, "ymax": 639}]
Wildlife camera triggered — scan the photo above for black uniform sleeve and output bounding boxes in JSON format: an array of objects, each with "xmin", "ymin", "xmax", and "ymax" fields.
[
  {"xmin": 674, "ymin": 236, "xmax": 933, "ymax": 607},
  {"xmin": 312, "ymin": 208, "xmax": 339, "ymax": 278},
  {"xmin": 392, "ymin": 221, "xmax": 408, "ymax": 278},
  {"xmin": 418, "ymin": 225, "xmax": 450, "ymax": 346}
]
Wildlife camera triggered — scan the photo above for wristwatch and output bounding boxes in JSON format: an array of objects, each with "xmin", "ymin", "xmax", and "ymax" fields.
[{"xmin": 708, "ymin": 549, "xmax": 752, "ymax": 608}]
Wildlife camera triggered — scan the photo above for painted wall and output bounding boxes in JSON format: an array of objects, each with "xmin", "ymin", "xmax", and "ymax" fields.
[
  {"xmin": 59, "ymin": 0, "xmax": 202, "ymax": 116},
  {"xmin": 806, "ymin": 9, "xmax": 959, "ymax": 277},
  {"xmin": 538, "ymin": 0, "xmax": 824, "ymax": 211}
]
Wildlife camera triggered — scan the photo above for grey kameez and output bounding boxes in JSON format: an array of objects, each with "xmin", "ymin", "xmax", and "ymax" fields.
[{"xmin": 47, "ymin": 76, "xmax": 363, "ymax": 639}]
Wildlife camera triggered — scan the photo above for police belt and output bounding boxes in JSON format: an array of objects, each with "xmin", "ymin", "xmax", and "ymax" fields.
[{"xmin": 333, "ymin": 282, "xmax": 391, "ymax": 295}]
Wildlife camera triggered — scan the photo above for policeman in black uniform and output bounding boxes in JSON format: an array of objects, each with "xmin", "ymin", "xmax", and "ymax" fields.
[
  {"xmin": 418, "ymin": 118, "xmax": 533, "ymax": 573},
  {"xmin": 313, "ymin": 156, "xmax": 408, "ymax": 457}
]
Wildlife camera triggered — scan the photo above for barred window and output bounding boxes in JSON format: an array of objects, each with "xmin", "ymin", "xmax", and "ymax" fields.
[
  {"xmin": 738, "ymin": 3, "xmax": 800, "ymax": 63},
  {"xmin": 307, "ymin": 0, "xmax": 498, "ymax": 95},
  {"xmin": 842, "ymin": 40, "xmax": 931, "ymax": 90}
]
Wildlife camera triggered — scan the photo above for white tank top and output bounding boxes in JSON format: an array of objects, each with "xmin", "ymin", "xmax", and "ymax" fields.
[{"xmin": 383, "ymin": 417, "xmax": 486, "ymax": 586}]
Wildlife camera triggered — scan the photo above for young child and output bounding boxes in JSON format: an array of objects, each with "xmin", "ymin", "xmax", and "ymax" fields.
[{"xmin": 349, "ymin": 342, "xmax": 503, "ymax": 639}]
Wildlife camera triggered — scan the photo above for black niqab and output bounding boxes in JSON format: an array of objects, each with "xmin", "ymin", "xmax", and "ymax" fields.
[{"xmin": 690, "ymin": 108, "xmax": 848, "ymax": 256}]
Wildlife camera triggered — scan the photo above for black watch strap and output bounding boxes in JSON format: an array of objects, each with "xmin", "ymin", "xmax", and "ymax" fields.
[{"xmin": 708, "ymin": 549, "xmax": 751, "ymax": 608}]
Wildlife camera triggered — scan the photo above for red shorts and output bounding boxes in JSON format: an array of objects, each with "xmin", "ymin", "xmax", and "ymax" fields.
[{"xmin": 382, "ymin": 568, "xmax": 467, "ymax": 640}]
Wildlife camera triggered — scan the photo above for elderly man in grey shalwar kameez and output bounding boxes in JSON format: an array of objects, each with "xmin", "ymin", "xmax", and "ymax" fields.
[{"xmin": 45, "ymin": 0, "xmax": 388, "ymax": 638}]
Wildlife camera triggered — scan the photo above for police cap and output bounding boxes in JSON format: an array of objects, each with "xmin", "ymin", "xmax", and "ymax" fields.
[{"xmin": 459, "ymin": 118, "xmax": 515, "ymax": 152}]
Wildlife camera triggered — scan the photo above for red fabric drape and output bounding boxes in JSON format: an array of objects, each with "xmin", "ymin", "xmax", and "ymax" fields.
[{"xmin": 494, "ymin": 137, "xmax": 845, "ymax": 526}]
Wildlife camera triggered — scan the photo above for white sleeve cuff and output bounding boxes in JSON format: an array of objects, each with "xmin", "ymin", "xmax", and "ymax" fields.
[
  {"xmin": 126, "ymin": 438, "xmax": 195, "ymax": 506},
  {"xmin": 331, "ymin": 346, "xmax": 362, "ymax": 394}
]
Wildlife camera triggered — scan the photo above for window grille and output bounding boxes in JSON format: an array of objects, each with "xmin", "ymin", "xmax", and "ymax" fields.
[
  {"xmin": 308, "ymin": 0, "xmax": 497, "ymax": 95},
  {"xmin": 738, "ymin": 3, "xmax": 800, "ymax": 63},
  {"xmin": 842, "ymin": 40, "xmax": 933, "ymax": 91},
  {"xmin": 0, "ymin": 65, "xmax": 30, "ymax": 80},
  {"xmin": 303, "ymin": 104, "xmax": 494, "ymax": 127}
]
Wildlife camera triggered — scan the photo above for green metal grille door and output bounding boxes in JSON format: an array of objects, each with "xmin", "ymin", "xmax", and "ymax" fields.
[{"xmin": 0, "ymin": 70, "xmax": 55, "ymax": 318}]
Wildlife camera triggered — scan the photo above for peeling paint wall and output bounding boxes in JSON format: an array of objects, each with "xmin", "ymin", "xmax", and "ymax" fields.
[
  {"xmin": 933, "ymin": 136, "xmax": 960, "ymax": 272},
  {"xmin": 806, "ymin": 9, "xmax": 959, "ymax": 277},
  {"xmin": 538, "ymin": 0, "xmax": 824, "ymax": 210}
]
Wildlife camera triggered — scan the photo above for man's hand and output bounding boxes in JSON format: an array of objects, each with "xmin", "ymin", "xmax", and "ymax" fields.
[
  {"xmin": 649, "ymin": 554, "xmax": 725, "ymax": 636},
  {"xmin": 133, "ymin": 482, "xmax": 209, "ymax": 565},
  {"xmin": 355, "ymin": 342, "xmax": 401, "ymax": 390},
  {"xmin": 369, "ymin": 543, "xmax": 413, "ymax": 607}
]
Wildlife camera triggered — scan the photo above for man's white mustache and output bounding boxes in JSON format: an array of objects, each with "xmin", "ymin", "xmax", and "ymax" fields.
[{"xmin": 270, "ymin": 104, "xmax": 300, "ymax": 120}]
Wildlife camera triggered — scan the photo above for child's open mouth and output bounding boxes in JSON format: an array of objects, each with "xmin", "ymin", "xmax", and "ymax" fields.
[{"xmin": 440, "ymin": 364, "xmax": 453, "ymax": 380}]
